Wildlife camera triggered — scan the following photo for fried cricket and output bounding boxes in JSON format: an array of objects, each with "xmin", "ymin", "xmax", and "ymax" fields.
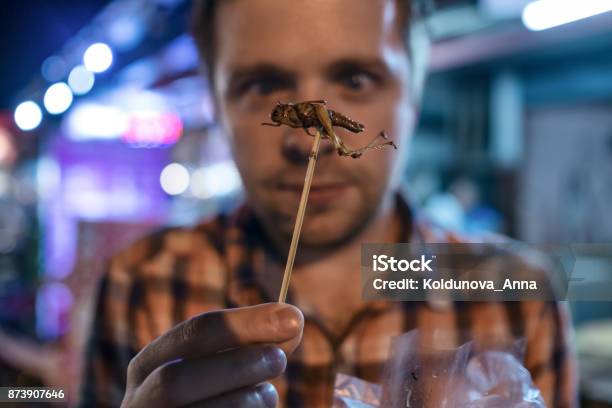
[{"xmin": 262, "ymin": 100, "xmax": 397, "ymax": 158}]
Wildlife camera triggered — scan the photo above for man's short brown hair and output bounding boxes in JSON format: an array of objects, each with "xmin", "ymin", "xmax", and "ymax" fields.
[{"xmin": 190, "ymin": 0, "xmax": 432, "ymax": 99}]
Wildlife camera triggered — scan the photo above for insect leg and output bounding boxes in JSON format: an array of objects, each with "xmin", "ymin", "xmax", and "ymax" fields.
[
  {"xmin": 332, "ymin": 137, "xmax": 361, "ymax": 158},
  {"xmin": 261, "ymin": 122, "xmax": 282, "ymax": 127},
  {"xmin": 342, "ymin": 131, "xmax": 397, "ymax": 158},
  {"xmin": 313, "ymin": 104, "xmax": 347, "ymax": 152},
  {"xmin": 312, "ymin": 103, "xmax": 380, "ymax": 157}
]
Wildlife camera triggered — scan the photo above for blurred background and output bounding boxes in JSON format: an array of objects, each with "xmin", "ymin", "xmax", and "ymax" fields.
[{"xmin": 0, "ymin": 0, "xmax": 611, "ymax": 406}]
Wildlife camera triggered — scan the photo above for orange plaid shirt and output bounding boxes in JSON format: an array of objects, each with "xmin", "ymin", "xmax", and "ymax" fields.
[{"xmin": 79, "ymin": 191, "xmax": 577, "ymax": 407}]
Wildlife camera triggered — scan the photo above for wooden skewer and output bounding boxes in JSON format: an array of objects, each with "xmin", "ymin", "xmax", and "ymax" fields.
[{"xmin": 278, "ymin": 129, "xmax": 322, "ymax": 303}]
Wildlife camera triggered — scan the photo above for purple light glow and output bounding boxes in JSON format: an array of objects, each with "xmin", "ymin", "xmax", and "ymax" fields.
[
  {"xmin": 41, "ymin": 135, "xmax": 170, "ymax": 280},
  {"xmin": 36, "ymin": 282, "xmax": 73, "ymax": 339},
  {"xmin": 123, "ymin": 111, "xmax": 183, "ymax": 147}
]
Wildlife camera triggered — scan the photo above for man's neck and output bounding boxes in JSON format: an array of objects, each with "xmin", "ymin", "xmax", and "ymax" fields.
[
  {"xmin": 292, "ymin": 190, "xmax": 404, "ymax": 271},
  {"xmin": 285, "ymin": 191, "xmax": 405, "ymax": 335}
]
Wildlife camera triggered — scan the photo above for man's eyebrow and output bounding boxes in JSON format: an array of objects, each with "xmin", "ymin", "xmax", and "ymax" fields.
[
  {"xmin": 325, "ymin": 57, "xmax": 392, "ymax": 76},
  {"xmin": 227, "ymin": 63, "xmax": 296, "ymax": 84}
]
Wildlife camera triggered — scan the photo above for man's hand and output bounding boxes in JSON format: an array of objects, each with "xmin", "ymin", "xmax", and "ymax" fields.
[{"xmin": 121, "ymin": 303, "xmax": 304, "ymax": 407}]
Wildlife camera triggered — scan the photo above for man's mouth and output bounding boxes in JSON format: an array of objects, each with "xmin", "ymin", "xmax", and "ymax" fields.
[{"xmin": 276, "ymin": 182, "xmax": 351, "ymax": 204}]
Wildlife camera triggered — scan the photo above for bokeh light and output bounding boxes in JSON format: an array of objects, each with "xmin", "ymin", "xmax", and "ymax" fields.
[
  {"xmin": 66, "ymin": 103, "xmax": 128, "ymax": 141},
  {"xmin": 190, "ymin": 162, "xmax": 242, "ymax": 199},
  {"xmin": 68, "ymin": 65, "xmax": 95, "ymax": 95},
  {"xmin": 40, "ymin": 55, "xmax": 67, "ymax": 82},
  {"xmin": 160, "ymin": 163, "xmax": 190, "ymax": 196},
  {"xmin": 83, "ymin": 42, "xmax": 113, "ymax": 73},
  {"xmin": 123, "ymin": 111, "xmax": 183, "ymax": 147},
  {"xmin": 43, "ymin": 82, "xmax": 73, "ymax": 115},
  {"xmin": 14, "ymin": 100, "xmax": 43, "ymax": 131},
  {"xmin": 108, "ymin": 16, "xmax": 144, "ymax": 51},
  {"xmin": 522, "ymin": 0, "xmax": 612, "ymax": 31}
]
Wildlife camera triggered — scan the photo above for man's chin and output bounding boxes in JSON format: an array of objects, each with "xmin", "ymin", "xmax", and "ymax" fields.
[
  {"xmin": 280, "ymin": 209, "xmax": 370, "ymax": 249},
  {"xmin": 253, "ymin": 188, "xmax": 379, "ymax": 249}
]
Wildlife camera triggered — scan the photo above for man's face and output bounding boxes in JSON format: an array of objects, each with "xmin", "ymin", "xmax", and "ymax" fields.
[{"xmin": 213, "ymin": 0, "xmax": 416, "ymax": 247}]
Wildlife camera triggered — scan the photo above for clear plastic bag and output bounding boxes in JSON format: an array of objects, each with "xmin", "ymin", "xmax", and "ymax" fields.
[
  {"xmin": 333, "ymin": 330, "xmax": 546, "ymax": 408},
  {"xmin": 333, "ymin": 373, "xmax": 381, "ymax": 408}
]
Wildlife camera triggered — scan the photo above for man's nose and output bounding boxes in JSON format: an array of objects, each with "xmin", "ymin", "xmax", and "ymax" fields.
[{"xmin": 281, "ymin": 128, "xmax": 334, "ymax": 165}]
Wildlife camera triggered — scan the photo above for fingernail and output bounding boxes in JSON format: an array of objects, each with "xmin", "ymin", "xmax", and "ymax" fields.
[
  {"xmin": 256, "ymin": 382, "xmax": 278, "ymax": 408},
  {"xmin": 262, "ymin": 345, "xmax": 286, "ymax": 374},
  {"xmin": 274, "ymin": 305, "xmax": 301, "ymax": 333}
]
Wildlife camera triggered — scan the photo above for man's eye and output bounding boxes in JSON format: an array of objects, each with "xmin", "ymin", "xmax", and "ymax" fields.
[
  {"xmin": 338, "ymin": 72, "xmax": 379, "ymax": 91},
  {"xmin": 243, "ymin": 77, "xmax": 290, "ymax": 96}
]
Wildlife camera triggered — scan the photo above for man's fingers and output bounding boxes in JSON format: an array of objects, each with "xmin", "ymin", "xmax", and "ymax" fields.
[
  {"xmin": 184, "ymin": 383, "xmax": 278, "ymax": 408},
  {"xmin": 131, "ymin": 345, "xmax": 285, "ymax": 407},
  {"xmin": 278, "ymin": 329, "xmax": 303, "ymax": 355},
  {"xmin": 128, "ymin": 303, "xmax": 303, "ymax": 385}
]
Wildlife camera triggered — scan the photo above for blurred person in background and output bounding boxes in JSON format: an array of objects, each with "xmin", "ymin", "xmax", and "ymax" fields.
[
  {"xmin": 79, "ymin": 0, "xmax": 577, "ymax": 407},
  {"xmin": 424, "ymin": 176, "xmax": 504, "ymax": 234}
]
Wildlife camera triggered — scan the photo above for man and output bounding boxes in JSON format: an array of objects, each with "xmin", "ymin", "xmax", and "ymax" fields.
[{"xmin": 80, "ymin": 0, "xmax": 577, "ymax": 407}]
